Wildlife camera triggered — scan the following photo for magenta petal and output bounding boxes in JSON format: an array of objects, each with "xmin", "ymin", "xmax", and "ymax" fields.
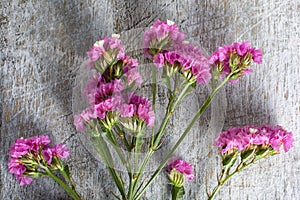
[
  {"xmin": 16, "ymin": 175, "xmax": 34, "ymax": 186},
  {"xmin": 166, "ymin": 158, "xmax": 194, "ymax": 181},
  {"xmin": 42, "ymin": 148, "xmax": 53, "ymax": 165},
  {"xmin": 8, "ymin": 159, "xmax": 26, "ymax": 175},
  {"xmin": 52, "ymin": 144, "xmax": 70, "ymax": 158}
]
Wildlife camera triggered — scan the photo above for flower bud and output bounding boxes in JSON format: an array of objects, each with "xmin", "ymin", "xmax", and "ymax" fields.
[
  {"xmin": 168, "ymin": 169, "xmax": 184, "ymax": 187},
  {"xmin": 120, "ymin": 117, "xmax": 146, "ymax": 135},
  {"xmin": 241, "ymin": 52, "xmax": 252, "ymax": 66},
  {"xmin": 229, "ymin": 53, "xmax": 241, "ymax": 69}
]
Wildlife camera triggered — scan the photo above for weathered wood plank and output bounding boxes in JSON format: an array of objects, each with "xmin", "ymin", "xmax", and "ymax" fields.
[{"xmin": 1, "ymin": 0, "xmax": 299, "ymax": 199}]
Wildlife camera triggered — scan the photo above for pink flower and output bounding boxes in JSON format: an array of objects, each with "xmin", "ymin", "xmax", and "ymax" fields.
[
  {"xmin": 153, "ymin": 53, "xmax": 165, "ymax": 68},
  {"xmin": 119, "ymin": 93, "xmax": 155, "ymax": 127},
  {"xmin": 250, "ymin": 48, "xmax": 263, "ymax": 64},
  {"xmin": 9, "ymin": 138, "xmax": 30, "ymax": 158},
  {"xmin": 8, "ymin": 135, "xmax": 71, "ymax": 186},
  {"xmin": 30, "ymin": 135, "xmax": 51, "ymax": 152},
  {"xmin": 86, "ymin": 46, "xmax": 102, "ymax": 62},
  {"xmin": 210, "ymin": 42, "xmax": 262, "ymax": 82},
  {"xmin": 118, "ymin": 104, "xmax": 134, "ymax": 117},
  {"xmin": 52, "ymin": 144, "xmax": 70, "ymax": 158},
  {"xmin": 8, "ymin": 158, "xmax": 26, "ymax": 175},
  {"xmin": 162, "ymin": 43, "xmax": 211, "ymax": 84},
  {"xmin": 94, "ymin": 96, "xmax": 121, "ymax": 119},
  {"xmin": 214, "ymin": 125, "xmax": 294, "ymax": 154},
  {"xmin": 166, "ymin": 158, "xmax": 194, "ymax": 181},
  {"xmin": 16, "ymin": 175, "xmax": 34, "ymax": 186},
  {"xmin": 87, "ymin": 35, "xmax": 125, "ymax": 68},
  {"xmin": 269, "ymin": 127, "xmax": 294, "ymax": 152},
  {"xmin": 143, "ymin": 19, "xmax": 185, "ymax": 57},
  {"xmin": 234, "ymin": 42, "xmax": 250, "ymax": 56},
  {"xmin": 124, "ymin": 69, "xmax": 143, "ymax": 86},
  {"xmin": 74, "ymin": 114, "xmax": 86, "ymax": 131},
  {"xmin": 42, "ymin": 148, "xmax": 53, "ymax": 165}
]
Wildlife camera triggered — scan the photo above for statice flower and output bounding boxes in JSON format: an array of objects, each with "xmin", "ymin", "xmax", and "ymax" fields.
[
  {"xmin": 214, "ymin": 125, "xmax": 294, "ymax": 154},
  {"xmin": 166, "ymin": 158, "xmax": 194, "ymax": 182},
  {"xmin": 155, "ymin": 42, "xmax": 211, "ymax": 84},
  {"xmin": 143, "ymin": 19, "xmax": 185, "ymax": 57},
  {"xmin": 118, "ymin": 93, "xmax": 155, "ymax": 133},
  {"xmin": 8, "ymin": 135, "xmax": 70, "ymax": 186},
  {"xmin": 74, "ymin": 107, "xmax": 97, "ymax": 131},
  {"xmin": 87, "ymin": 34, "xmax": 125, "ymax": 72},
  {"xmin": 16, "ymin": 175, "xmax": 34, "ymax": 186},
  {"xmin": 122, "ymin": 56, "xmax": 143, "ymax": 86},
  {"xmin": 210, "ymin": 42, "xmax": 262, "ymax": 82}
]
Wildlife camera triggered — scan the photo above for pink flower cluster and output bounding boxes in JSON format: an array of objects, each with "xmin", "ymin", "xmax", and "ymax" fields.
[
  {"xmin": 153, "ymin": 43, "xmax": 211, "ymax": 84},
  {"xmin": 210, "ymin": 42, "xmax": 262, "ymax": 82},
  {"xmin": 84, "ymin": 76, "xmax": 124, "ymax": 106},
  {"xmin": 74, "ymin": 92, "xmax": 156, "ymax": 131},
  {"xmin": 75, "ymin": 34, "xmax": 155, "ymax": 132},
  {"xmin": 86, "ymin": 35, "xmax": 142, "ymax": 85},
  {"xmin": 8, "ymin": 135, "xmax": 70, "ymax": 185},
  {"xmin": 214, "ymin": 125, "xmax": 294, "ymax": 154},
  {"xmin": 119, "ymin": 93, "xmax": 155, "ymax": 126},
  {"xmin": 143, "ymin": 19, "xmax": 185, "ymax": 57},
  {"xmin": 87, "ymin": 34, "xmax": 125, "ymax": 67},
  {"xmin": 166, "ymin": 158, "xmax": 194, "ymax": 181}
]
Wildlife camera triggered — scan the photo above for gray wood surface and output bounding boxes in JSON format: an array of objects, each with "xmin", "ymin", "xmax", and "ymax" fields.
[{"xmin": 1, "ymin": 0, "xmax": 299, "ymax": 199}]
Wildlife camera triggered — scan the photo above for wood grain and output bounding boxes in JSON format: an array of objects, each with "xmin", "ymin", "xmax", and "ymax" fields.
[{"xmin": 1, "ymin": 0, "xmax": 299, "ymax": 199}]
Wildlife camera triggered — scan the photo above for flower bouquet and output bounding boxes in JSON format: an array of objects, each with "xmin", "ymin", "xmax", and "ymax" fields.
[{"xmin": 8, "ymin": 19, "xmax": 294, "ymax": 200}]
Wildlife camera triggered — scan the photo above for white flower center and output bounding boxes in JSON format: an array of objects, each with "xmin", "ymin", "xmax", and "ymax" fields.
[
  {"xmin": 111, "ymin": 33, "xmax": 120, "ymax": 38},
  {"xmin": 94, "ymin": 40, "xmax": 104, "ymax": 48},
  {"xmin": 249, "ymin": 128, "xmax": 258, "ymax": 134},
  {"xmin": 167, "ymin": 20, "xmax": 175, "ymax": 26}
]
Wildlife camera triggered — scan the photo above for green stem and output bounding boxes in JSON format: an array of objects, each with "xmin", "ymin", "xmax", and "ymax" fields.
[
  {"xmin": 91, "ymin": 128, "xmax": 127, "ymax": 199},
  {"xmin": 45, "ymin": 168, "xmax": 81, "ymax": 200},
  {"xmin": 114, "ymin": 125, "xmax": 131, "ymax": 151},
  {"xmin": 131, "ymin": 78, "xmax": 190, "ymax": 199},
  {"xmin": 152, "ymin": 81, "xmax": 194, "ymax": 149},
  {"xmin": 134, "ymin": 76, "xmax": 231, "ymax": 200},
  {"xmin": 131, "ymin": 149, "xmax": 154, "ymax": 198},
  {"xmin": 171, "ymin": 186, "xmax": 184, "ymax": 200},
  {"xmin": 208, "ymin": 161, "xmax": 254, "ymax": 200}
]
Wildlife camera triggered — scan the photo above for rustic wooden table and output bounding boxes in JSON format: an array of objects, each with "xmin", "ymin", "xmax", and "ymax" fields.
[{"xmin": 1, "ymin": 1, "xmax": 299, "ymax": 199}]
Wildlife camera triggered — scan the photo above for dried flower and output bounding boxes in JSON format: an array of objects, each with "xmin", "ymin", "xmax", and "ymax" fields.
[
  {"xmin": 163, "ymin": 43, "xmax": 211, "ymax": 84},
  {"xmin": 119, "ymin": 93, "xmax": 155, "ymax": 133},
  {"xmin": 142, "ymin": 19, "xmax": 185, "ymax": 57},
  {"xmin": 214, "ymin": 125, "xmax": 294, "ymax": 154},
  {"xmin": 210, "ymin": 42, "xmax": 262, "ymax": 82},
  {"xmin": 8, "ymin": 135, "xmax": 70, "ymax": 185},
  {"xmin": 166, "ymin": 158, "xmax": 194, "ymax": 182},
  {"xmin": 87, "ymin": 34, "xmax": 125, "ymax": 71}
]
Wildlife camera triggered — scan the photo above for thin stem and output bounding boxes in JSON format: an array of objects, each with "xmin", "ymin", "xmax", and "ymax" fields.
[
  {"xmin": 131, "ymin": 149, "xmax": 154, "ymax": 199},
  {"xmin": 91, "ymin": 128, "xmax": 127, "ymax": 199},
  {"xmin": 150, "ymin": 64, "xmax": 158, "ymax": 148},
  {"xmin": 152, "ymin": 81, "xmax": 193, "ymax": 149},
  {"xmin": 134, "ymin": 76, "xmax": 231, "ymax": 200},
  {"xmin": 106, "ymin": 129, "xmax": 132, "ymax": 173},
  {"xmin": 44, "ymin": 168, "xmax": 82, "ymax": 200},
  {"xmin": 208, "ymin": 161, "xmax": 254, "ymax": 200},
  {"xmin": 114, "ymin": 125, "xmax": 131, "ymax": 151}
]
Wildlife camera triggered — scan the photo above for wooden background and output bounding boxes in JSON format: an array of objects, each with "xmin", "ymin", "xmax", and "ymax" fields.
[{"xmin": 1, "ymin": 0, "xmax": 299, "ymax": 199}]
